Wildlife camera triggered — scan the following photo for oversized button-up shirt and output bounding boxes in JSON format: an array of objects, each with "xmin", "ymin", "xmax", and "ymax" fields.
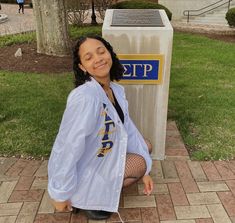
[{"xmin": 48, "ymin": 77, "xmax": 152, "ymax": 212}]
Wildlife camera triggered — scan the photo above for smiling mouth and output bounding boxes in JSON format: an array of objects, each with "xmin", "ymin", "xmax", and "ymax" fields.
[{"xmin": 95, "ymin": 63, "xmax": 107, "ymax": 69}]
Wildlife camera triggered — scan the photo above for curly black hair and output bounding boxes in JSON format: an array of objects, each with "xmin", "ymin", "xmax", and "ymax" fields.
[{"xmin": 73, "ymin": 35, "xmax": 124, "ymax": 87}]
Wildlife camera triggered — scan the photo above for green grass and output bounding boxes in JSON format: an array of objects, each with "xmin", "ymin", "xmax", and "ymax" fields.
[
  {"xmin": 0, "ymin": 31, "xmax": 235, "ymax": 160},
  {"xmin": 0, "ymin": 71, "xmax": 73, "ymax": 157},
  {"xmin": 0, "ymin": 25, "xmax": 102, "ymax": 48},
  {"xmin": 169, "ymin": 32, "xmax": 235, "ymax": 160},
  {"xmin": 0, "ymin": 32, "xmax": 36, "ymax": 48}
]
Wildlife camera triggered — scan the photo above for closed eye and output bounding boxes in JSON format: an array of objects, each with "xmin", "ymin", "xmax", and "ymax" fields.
[
  {"xmin": 84, "ymin": 55, "xmax": 92, "ymax": 61},
  {"xmin": 97, "ymin": 47, "xmax": 106, "ymax": 54}
]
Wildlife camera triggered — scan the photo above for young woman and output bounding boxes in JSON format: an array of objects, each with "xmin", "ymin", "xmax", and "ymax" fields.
[{"xmin": 48, "ymin": 35, "xmax": 153, "ymax": 220}]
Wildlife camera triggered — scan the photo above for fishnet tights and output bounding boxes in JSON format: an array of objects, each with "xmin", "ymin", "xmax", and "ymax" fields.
[
  {"xmin": 123, "ymin": 153, "xmax": 147, "ymax": 187},
  {"xmin": 122, "ymin": 138, "xmax": 152, "ymax": 187}
]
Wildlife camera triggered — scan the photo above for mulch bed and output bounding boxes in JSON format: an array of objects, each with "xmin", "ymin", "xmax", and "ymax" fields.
[
  {"xmin": 0, "ymin": 33, "xmax": 234, "ymax": 74},
  {"xmin": 0, "ymin": 43, "xmax": 73, "ymax": 74}
]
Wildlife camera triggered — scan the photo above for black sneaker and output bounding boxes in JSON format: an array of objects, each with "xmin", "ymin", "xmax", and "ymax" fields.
[
  {"xmin": 72, "ymin": 207, "xmax": 80, "ymax": 214},
  {"xmin": 84, "ymin": 210, "xmax": 112, "ymax": 220}
]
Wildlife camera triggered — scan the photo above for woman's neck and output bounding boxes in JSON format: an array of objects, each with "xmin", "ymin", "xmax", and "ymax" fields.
[
  {"xmin": 102, "ymin": 83, "xmax": 110, "ymax": 92},
  {"xmin": 96, "ymin": 77, "xmax": 111, "ymax": 92}
]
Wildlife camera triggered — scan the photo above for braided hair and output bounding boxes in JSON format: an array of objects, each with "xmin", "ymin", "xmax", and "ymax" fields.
[{"xmin": 73, "ymin": 35, "xmax": 124, "ymax": 87}]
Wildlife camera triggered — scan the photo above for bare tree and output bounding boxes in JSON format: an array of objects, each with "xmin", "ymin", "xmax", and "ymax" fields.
[
  {"xmin": 96, "ymin": 0, "xmax": 118, "ymax": 20},
  {"xmin": 66, "ymin": 0, "xmax": 90, "ymax": 25},
  {"xmin": 32, "ymin": 0, "xmax": 70, "ymax": 56}
]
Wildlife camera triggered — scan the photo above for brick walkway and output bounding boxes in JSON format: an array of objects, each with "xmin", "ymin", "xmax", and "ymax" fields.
[
  {"xmin": 0, "ymin": 121, "xmax": 235, "ymax": 223},
  {"xmin": 0, "ymin": 4, "xmax": 35, "ymax": 36},
  {"xmin": 0, "ymin": 3, "xmax": 103, "ymax": 36},
  {"xmin": 1, "ymin": 3, "xmax": 235, "ymax": 37}
]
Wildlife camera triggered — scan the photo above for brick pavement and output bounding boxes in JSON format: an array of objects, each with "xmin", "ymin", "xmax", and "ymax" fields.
[
  {"xmin": 1, "ymin": 121, "xmax": 235, "ymax": 223},
  {"xmin": 0, "ymin": 3, "xmax": 35, "ymax": 36},
  {"xmin": 1, "ymin": 3, "xmax": 235, "ymax": 38},
  {"xmin": 0, "ymin": 3, "xmax": 103, "ymax": 36}
]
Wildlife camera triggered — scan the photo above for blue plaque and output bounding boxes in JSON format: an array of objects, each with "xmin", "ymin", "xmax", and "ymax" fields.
[{"xmin": 118, "ymin": 54, "xmax": 164, "ymax": 84}]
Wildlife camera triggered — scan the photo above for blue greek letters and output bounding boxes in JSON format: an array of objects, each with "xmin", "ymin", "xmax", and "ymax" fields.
[{"xmin": 97, "ymin": 104, "xmax": 115, "ymax": 157}]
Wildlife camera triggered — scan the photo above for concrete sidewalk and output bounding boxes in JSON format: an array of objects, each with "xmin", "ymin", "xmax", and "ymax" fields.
[
  {"xmin": 0, "ymin": 3, "xmax": 103, "ymax": 37},
  {"xmin": 0, "ymin": 121, "xmax": 235, "ymax": 223},
  {"xmin": 1, "ymin": 3, "xmax": 235, "ymax": 37},
  {"xmin": 0, "ymin": 3, "xmax": 35, "ymax": 36}
]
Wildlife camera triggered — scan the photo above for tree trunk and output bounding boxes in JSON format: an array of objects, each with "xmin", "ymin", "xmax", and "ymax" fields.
[{"xmin": 32, "ymin": 0, "xmax": 70, "ymax": 56}]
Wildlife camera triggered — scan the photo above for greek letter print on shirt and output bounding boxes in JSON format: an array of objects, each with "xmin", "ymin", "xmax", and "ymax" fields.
[{"xmin": 97, "ymin": 104, "xmax": 115, "ymax": 157}]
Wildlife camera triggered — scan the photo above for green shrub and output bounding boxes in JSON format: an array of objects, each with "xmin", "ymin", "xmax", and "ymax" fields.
[
  {"xmin": 0, "ymin": 0, "xmax": 15, "ymax": 3},
  {"xmin": 226, "ymin": 7, "xmax": 235, "ymax": 27},
  {"xmin": 69, "ymin": 24, "xmax": 102, "ymax": 40},
  {"xmin": 110, "ymin": 0, "xmax": 172, "ymax": 21}
]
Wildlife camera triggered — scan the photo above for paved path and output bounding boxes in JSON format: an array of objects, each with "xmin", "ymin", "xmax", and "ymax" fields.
[
  {"xmin": 0, "ymin": 3, "xmax": 103, "ymax": 37},
  {"xmin": 172, "ymin": 21, "xmax": 235, "ymax": 35},
  {"xmin": 0, "ymin": 3, "xmax": 35, "ymax": 36},
  {"xmin": 1, "ymin": 3, "xmax": 235, "ymax": 37},
  {"xmin": 1, "ymin": 121, "xmax": 235, "ymax": 223}
]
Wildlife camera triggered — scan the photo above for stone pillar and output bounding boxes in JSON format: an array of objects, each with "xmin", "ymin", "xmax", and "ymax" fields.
[{"xmin": 102, "ymin": 9, "xmax": 173, "ymax": 159}]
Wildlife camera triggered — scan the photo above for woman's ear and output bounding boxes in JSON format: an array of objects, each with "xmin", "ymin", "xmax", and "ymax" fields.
[{"xmin": 79, "ymin": 64, "xmax": 86, "ymax": 73}]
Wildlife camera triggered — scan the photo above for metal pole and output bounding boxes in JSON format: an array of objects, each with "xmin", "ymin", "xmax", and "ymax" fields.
[
  {"xmin": 91, "ymin": 0, "xmax": 97, "ymax": 25},
  {"xmin": 187, "ymin": 11, "xmax": 189, "ymax": 23},
  {"xmin": 228, "ymin": 0, "xmax": 231, "ymax": 10}
]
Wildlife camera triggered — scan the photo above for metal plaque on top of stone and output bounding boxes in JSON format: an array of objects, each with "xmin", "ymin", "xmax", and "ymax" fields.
[{"xmin": 111, "ymin": 9, "xmax": 164, "ymax": 27}]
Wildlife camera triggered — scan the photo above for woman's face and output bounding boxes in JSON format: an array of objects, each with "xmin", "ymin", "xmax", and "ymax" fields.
[{"xmin": 78, "ymin": 38, "xmax": 113, "ymax": 83}]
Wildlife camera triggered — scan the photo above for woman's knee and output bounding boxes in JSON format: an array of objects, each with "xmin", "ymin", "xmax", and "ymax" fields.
[
  {"xmin": 125, "ymin": 153, "xmax": 147, "ymax": 175},
  {"xmin": 144, "ymin": 138, "xmax": 152, "ymax": 154},
  {"xmin": 123, "ymin": 153, "xmax": 147, "ymax": 187}
]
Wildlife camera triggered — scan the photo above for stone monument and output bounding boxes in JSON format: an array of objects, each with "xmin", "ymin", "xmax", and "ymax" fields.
[{"xmin": 102, "ymin": 9, "xmax": 173, "ymax": 160}]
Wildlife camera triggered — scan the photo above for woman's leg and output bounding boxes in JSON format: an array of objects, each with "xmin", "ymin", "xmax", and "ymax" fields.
[
  {"xmin": 19, "ymin": 4, "xmax": 23, "ymax": 13},
  {"xmin": 22, "ymin": 4, "xmax": 24, "ymax": 14},
  {"xmin": 123, "ymin": 153, "xmax": 147, "ymax": 187},
  {"xmin": 123, "ymin": 139, "xmax": 152, "ymax": 187},
  {"xmin": 144, "ymin": 138, "xmax": 152, "ymax": 154}
]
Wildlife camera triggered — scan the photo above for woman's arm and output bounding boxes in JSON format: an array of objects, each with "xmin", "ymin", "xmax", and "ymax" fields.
[{"xmin": 48, "ymin": 93, "xmax": 98, "ymax": 202}]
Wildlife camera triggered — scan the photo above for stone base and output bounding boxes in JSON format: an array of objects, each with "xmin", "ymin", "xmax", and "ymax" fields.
[{"xmin": 0, "ymin": 14, "xmax": 8, "ymax": 24}]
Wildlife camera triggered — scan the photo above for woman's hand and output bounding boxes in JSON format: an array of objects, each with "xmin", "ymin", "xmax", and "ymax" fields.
[
  {"xmin": 51, "ymin": 199, "xmax": 72, "ymax": 212},
  {"xmin": 142, "ymin": 175, "xmax": 154, "ymax": 196}
]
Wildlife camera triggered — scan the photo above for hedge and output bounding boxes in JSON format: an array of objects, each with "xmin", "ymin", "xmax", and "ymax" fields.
[
  {"xmin": 226, "ymin": 7, "xmax": 235, "ymax": 27},
  {"xmin": 110, "ymin": 0, "xmax": 172, "ymax": 21}
]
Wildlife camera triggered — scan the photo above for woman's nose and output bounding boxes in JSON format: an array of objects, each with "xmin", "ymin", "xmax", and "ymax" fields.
[{"xmin": 94, "ymin": 56, "xmax": 103, "ymax": 64}]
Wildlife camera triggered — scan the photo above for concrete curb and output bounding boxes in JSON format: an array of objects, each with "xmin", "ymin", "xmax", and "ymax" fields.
[{"xmin": 172, "ymin": 21, "xmax": 235, "ymax": 35}]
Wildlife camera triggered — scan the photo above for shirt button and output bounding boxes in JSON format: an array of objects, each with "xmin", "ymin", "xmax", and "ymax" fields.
[{"xmin": 119, "ymin": 174, "xmax": 122, "ymax": 177}]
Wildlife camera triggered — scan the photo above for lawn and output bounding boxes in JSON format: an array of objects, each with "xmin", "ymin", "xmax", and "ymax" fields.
[
  {"xmin": 169, "ymin": 32, "xmax": 235, "ymax": 160},
  {"xmin": 0, "ymin": 71, "xmax": 73, "ymax": 157},
  {"xmin": 0, "ymin": 30, "xmax": 234, "ymax": 160}
]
